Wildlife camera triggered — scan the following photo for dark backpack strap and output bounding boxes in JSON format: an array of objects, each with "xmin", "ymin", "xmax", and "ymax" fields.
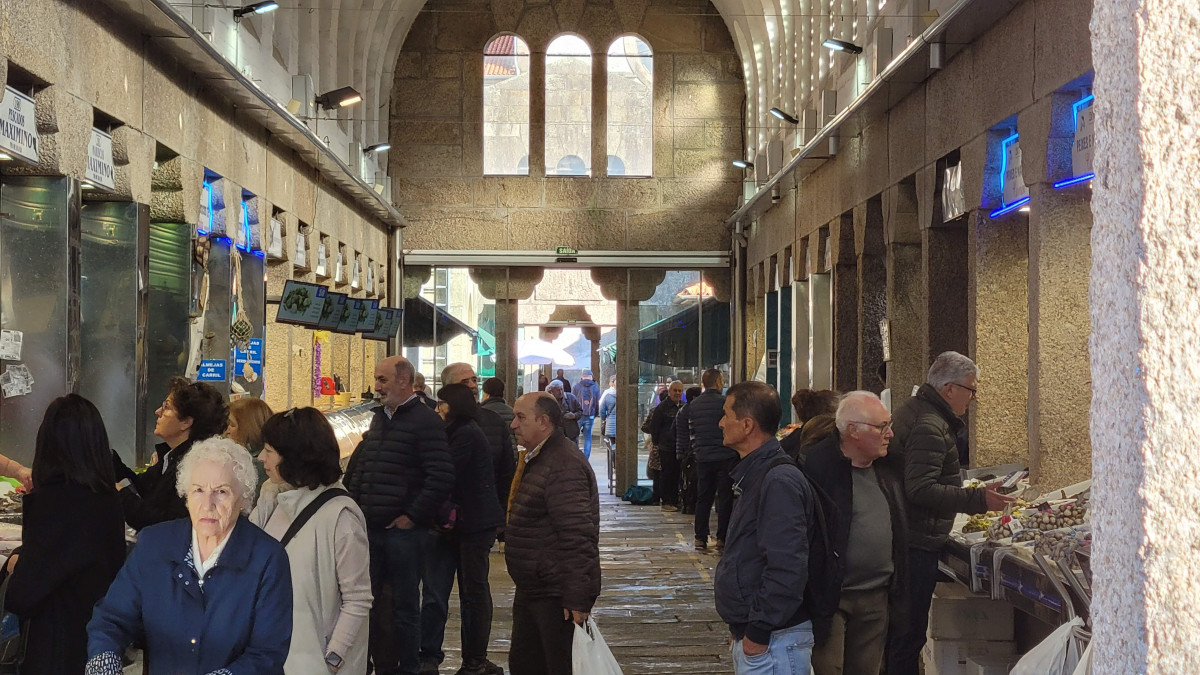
[{"xmin": 280, "ymin": 488, "xmax": 351, "ymax": 547}]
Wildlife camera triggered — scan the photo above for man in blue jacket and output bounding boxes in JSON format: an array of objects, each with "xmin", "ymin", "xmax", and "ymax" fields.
[
  {"xmin": 714, "ymin": 381, "xmax": 815, "ymax": 675},
  {"xmin": 574, "ymin": 369, "xmax": 602, "ymax": 459},
  {"xmin": 686, "ymin": 368, "xmax": 739, "ymax": 550}
]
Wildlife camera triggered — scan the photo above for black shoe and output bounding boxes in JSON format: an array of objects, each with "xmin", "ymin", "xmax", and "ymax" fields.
[
  {"xmin": 419, "ymin": 661, "xmax": 440, "ymax": 675},
  {"xmin": 455, "ymin": 658, "xmax": 504, "ymax": 675}
]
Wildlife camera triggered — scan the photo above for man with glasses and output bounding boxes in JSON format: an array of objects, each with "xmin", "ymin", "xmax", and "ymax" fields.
[
  {"xmin": 803, "ymin": 391, "xmax": 906, "ymax": 675},
  {"xmin": 885, "ymin": 351, "xmax": 1012, "ymax": 675}
]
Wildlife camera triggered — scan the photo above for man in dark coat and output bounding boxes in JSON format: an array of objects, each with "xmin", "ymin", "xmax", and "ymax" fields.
[
  {"xmin": 344, "ymin": 356, "xmax": 454, "ymax": 675},
  {"xmin": 885, "ymin": 351, "xmax": 1013, "ymax": 675},
  {"xmin": 506, "ymin": 393, "xmax": 600, "ymax": 675},
  {"xmin": 554, "ymin": 368, "xmax": 572, "ymax": 393},
  {"xmin": 686, "ymin": 369, "xmax": 739, "ymax": 550},
  {"xmin": 646, "ymin": 381, "xmax": 684, "ymax": 511},
  {"xmin": 574, "ymin": 369, "xmax": 602, "ymax": 459},
  {"xmin": 713, "ymin": 381, "xmax": 815, "ymax": 674},
  {"xmin": 804, "ymin": 391, "xmax": 907, "ymax": 675},
  {"xmin": 443, "ymin": 363, "xmax": 517, "ymax": 517}
]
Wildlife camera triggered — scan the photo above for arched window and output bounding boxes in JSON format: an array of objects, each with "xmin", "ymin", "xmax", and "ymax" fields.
[
  {"xmin": 483, "ymin": 34, "xmax": 531, "ymax": 175},
  {"xmin": 546, "ymin": 34, "xmax": 592, "ymax": 176},
  {"xmin": 607, "ymin": 36, "xmax": 653, "ymax": 177}
]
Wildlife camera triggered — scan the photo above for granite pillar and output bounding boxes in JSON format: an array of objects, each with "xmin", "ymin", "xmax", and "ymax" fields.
[
  {"xmin": 831, "ymin": 213, "xmax": 859, "ymax": 394},
  {"xmin": 1091, "ymin": 0, "xmax": 1200, "ymax": 668},
  {"xmin": 885, "ymin": 180, "xmax": 925, "ymax": 404},
  {"xmin": 856, "ymin": 199, "xmax": 887, "ymax": 393},
  {"xmin": 471, "ymin": 267, "xmax": 543, "ymax": 400}
]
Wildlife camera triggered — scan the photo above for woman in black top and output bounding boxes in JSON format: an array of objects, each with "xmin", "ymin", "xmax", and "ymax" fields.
[
  {"xmin": 421, "ymin": 383, "xmax": 506, "ymax": 674},
  {"xmin": 3, "ymin": 394, "xmax": 126, "ymax": 674},
  {"xmin": 113, "ymin": 377, "xmax": 228, "ymax": 530}
]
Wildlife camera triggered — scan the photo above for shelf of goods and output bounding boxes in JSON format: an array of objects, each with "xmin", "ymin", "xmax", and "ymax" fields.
[{"xmin": 940, "ymin": 466, "xmax": 1093, "ymax": 630}]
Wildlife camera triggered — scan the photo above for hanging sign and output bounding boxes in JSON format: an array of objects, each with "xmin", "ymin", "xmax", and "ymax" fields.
[
  {"xmin": 351, "ymin": 257, "xmax": 361, "ymax": 288},
  {"xmin": 1001, "ymin": 135, "xmax": 1028, "ymax": 207},
  {"xmin": 85, "ymin": 128, "xmax": 116, "ymax": 191},
  {"xmin": 1072, "ymin": 103, "xmax": 1095, "ymax": 178},
  {"xmin": 942, "ymin": 162, "xmax": 967, "ymax": 222},
  {"xmin": 295, "ymin": 232, "xmax": 307, "ymax": 267},
  {"xmin": 197, "ymin": 359, "xmax": 227, "ymax": 382},
  {"xmin": 316, "ymin": 240, "xmax": 328, "ymax": 276},
  {"xmin": 234, "ymin": 338, "xmax": 264, "ymax": 382},
  {"xmin": 267, "ymin": 218, "xmax": 284, "ymax": 258},
  {"xmin": 0, "ymin": 87, "xmax": 38, "ymax": 164},
  {"xmin": 879, "ymin": 318, "xmax": 892, "ymax": 362}
]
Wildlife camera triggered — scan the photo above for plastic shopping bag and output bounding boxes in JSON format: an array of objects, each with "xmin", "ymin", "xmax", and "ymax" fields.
[
  {"xmin": 572, "ymin": 617, "xmax": 623, "ymax": 675},
  {"xmin": 1070, "ymin": 640, "xmax": 1093, "ymax": 675},
  {"xmin": 1011, "ymin": 617, "xmax": 1086, "ymax": 675}
]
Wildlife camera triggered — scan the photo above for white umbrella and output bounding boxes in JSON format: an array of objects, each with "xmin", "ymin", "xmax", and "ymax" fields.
[{"xmin": 517, "ymin": 339, "xmax": 576, "ymax": 366}]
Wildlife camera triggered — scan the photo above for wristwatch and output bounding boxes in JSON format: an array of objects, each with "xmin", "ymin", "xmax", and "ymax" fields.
[{"xmin": 325, "ymin": 652, "xmax": 343, "ymax": 672}]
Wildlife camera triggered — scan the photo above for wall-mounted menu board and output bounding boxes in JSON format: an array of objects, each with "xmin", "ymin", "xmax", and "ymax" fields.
[
  {"xmin": 317, "ymin": 291, "xmax": 350, "ymax": 331},
  {"xmin": 357, "ymin": 299, "xmax": 380, "ymax": 332},
  {"xmin": 276, "ymin": 280, "xmax": 328, "ymax": 326},
  {"xmin": 364, "ymin": 307, "xmax": 403, "ymax": 341},
  {"xmin": 337, "ymin": 298, "xmax": 365, "ymax": 334}
]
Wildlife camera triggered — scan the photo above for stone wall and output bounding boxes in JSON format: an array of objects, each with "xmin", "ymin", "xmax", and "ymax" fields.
[
  {"xmin": 740, "ymin": 0, "xmax": 1096, "ymax": 486},
  {"xmin": 391, "ymin": 0, "xmax": 742, "ymax": 252},
  {"xmin": 3, "ymin": 0, "xmax": 393, "ymax": 418}
]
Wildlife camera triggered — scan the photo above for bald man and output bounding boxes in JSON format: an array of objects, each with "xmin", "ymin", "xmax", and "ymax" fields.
[{"xmin": 344, "ymin": 355, "xmax": 454, "ymax": 675}]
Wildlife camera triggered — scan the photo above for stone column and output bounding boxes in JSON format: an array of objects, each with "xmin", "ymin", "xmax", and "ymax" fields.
[
  {"xmin": 808, "ymin": 232, "xmax": 833, "ymax": 389},
  {"xmin": 1020, "ymin": 94, "xmax": 1094, "ymax": 489},
  {"xmin": 884, "ymin": 180, "xmax": 925, "ymax": 403},
  {"xmin": 470, "ymin": 268, "xmax": 543, "ymax": 399},
  {"xmin": 831, "ymin": 213, "xmax": 859, "ymax": 393},
  {"xmin": 856, "ymin": 199, "xmax": 887, "ymax": 393},
  {"xmin": 790, "ymin": 241, "xmax": 812, "ymax": 391},
  {"xmin": 594, "ymin": 268, "xmax": 665, "ymax": 494},
  {"xmin": 966, "ymin": 131, "xmax": 1029, "ymax": 468},
  {"xmin": 583, "ymin": 326, "xmax": 602, "ymax": 380},
  {"xmin": 1091, "ymin": 0, "xmax": 1200, "ymax": 668}
]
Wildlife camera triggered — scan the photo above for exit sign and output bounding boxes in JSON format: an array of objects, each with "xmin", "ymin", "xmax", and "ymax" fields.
[{"xmin": 556, "ymin": 246, "xmax": 578, "ymax": 256}]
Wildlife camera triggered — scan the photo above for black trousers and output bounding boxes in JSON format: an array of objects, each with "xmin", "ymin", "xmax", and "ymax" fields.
[
  {"xmin": 658, "ymin": 444, "xmax": 680, "ymax": 506},
  {"xmin": 509, "ymin": 592, "xmax": 575, "ymax": 675},
  {"xmin": 420, "ymin": 529, "xmax": 497, "ymax": 664},
  {"xmin": 885, "ymin": 547, "xmax": 942, "ymax": 675},
  {"xmin": 695, "ymin": 457, "xmax": 737, "ymax": 542}
]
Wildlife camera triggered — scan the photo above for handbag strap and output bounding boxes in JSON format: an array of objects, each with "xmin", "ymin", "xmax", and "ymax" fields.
[{"xmin": 280, "ymin": 488, "xmax": 351, "ymax": 547}]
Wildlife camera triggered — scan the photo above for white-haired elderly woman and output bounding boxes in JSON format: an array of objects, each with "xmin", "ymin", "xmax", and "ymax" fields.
[{"xmin": 85, "ymin": 437, "xmax": 293, "ymax": 675}]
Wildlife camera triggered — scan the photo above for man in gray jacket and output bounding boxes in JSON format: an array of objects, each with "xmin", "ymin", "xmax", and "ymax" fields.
[
  {"xmin": 714, "ymin": 381, "xmax": 816, "ymax": 675},
  {"xmin": 885, "ymin": 351, "xmax": 1012, "ymax": 675}
]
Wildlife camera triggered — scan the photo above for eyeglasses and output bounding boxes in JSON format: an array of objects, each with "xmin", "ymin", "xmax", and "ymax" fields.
[
  {"xmin": 950, "ymin": 382, "xmax": 978, "ymax": 399},
  {"xmin": 850, "ymin": 420, "xmax": 893, "ymax": 433}
]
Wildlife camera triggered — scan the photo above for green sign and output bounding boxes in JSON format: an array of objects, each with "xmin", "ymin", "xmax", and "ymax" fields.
[{"xmin": 556, "ymin": 246, "xmax": 578, "ymax": 256}]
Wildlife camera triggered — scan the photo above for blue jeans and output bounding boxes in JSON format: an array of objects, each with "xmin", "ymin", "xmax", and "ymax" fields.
[
  {"xmin": 368, "ymin": 526, "xmax": 427, "ymax": 675},
  {"xmin": 579, "ymin": 415, "xmax": 595, "ymax": 458},
  {"xmin": 419, "ymin": 529, "xmax": 498, "ymax": 665},
  {"xmin": 730, "ymin": 622, "xmax": 814, "ymax": 675}
]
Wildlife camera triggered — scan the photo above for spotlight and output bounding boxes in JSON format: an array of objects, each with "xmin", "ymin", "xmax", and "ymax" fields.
[
  {"xmin": 364, "ymin": 143, "xmax": 391, "ymax": 154},
  {"xmin": 823, "ymin": 38, "xmax": 863, "ymax": 54},
  {"xmin": 732, "ymin": 160, "xmax": 754, "ymax": 169},
  {"xmin": 769, "ymin": 108, "xmax": 799, "ymax": 125},
  {"xmin": 315, "ymin": 86, "xmax": 363, "ymax": 110},
  {"xmin": 233, "ymin": 1, "xmax": 279, "ymax": 20}
]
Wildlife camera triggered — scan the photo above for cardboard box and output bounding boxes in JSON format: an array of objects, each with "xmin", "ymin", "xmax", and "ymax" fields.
[
  {"xmin": 922, "ymin": 639, "xmax": 1016, "ymax": 675},
  {"xmin": 968, "ymin": 654, "xmax": 1021, "ymax": 674},
  {"xmin": 928, "ymin": 584, "xmax": 1015, "ymax": 642}
]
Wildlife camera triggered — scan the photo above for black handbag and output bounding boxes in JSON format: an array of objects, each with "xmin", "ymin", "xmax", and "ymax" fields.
[{"xmin": 0, "ymin": 567, "xmax": 28, "ymax": 674}]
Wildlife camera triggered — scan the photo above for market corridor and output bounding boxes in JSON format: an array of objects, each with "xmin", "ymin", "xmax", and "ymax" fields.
[{"xmin": 440, "ymin": 454, "xmax": 731, "ymax": 675}]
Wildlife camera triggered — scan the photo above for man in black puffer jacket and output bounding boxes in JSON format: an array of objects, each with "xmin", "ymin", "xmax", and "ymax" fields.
[
  {"xmin": 885, "ymin": 351, "xmax": 1012, "ymax": 675},
  {"xmin": 687, "ymin": 369, "xmax": 739, "ymax": 551},
  {"xmin": 345, "ymin": 355, "xmax": 454, "ymax": 675}
]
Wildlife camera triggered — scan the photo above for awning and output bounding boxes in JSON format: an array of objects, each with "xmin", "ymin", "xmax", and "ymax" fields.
[
  {"xmin": 403, "ymin": 296, "xmax": 478, "ymax": 348},
  {"xmin": 637, "ymin": 298, "xmax": 730, "ymax": 367}
]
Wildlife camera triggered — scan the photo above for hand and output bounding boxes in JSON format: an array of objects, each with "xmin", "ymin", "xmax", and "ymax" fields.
[
  {"xmin": 985, "ymin": 487, "xmax": 1015, "ymax": 511},
  {"xmin": 563, "ymin": 608, "xmax": 589, "ymax": 625},
  {"xmin": 742, "ymin": 637, "xmax": 768, "ymax": 656},
  {"xmin": 388, "ymin": 515, "xmax": 416, "ymax": 530},
  {"xmin": 5, "ymin": 554, "xmax": 17, "ymax": 574},
  {"xmin": 14, "ymin": 466, "xmax": 31, "ymax": 491}
]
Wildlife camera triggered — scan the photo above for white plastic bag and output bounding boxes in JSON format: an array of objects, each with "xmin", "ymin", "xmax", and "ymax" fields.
[
  {"xmin": 1070, "ymin": 640, "xmax": 1093, "ymax": 675},
  {"xmin": 1011, "ymin": 617, "xmax": 1085, "ymax": 675},
  {"xmin": 572, "ymin": 617, "xmax": 623, "ymax": 675}
]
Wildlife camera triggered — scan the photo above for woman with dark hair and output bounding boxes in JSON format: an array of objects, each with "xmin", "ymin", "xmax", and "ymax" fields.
[
  {"xmin": 115, "ymin": 376, "xmax": 230, "ymax": 530},
  {"xmin": 3, "ymin": 394, "xmax": 126, "ymax": 673},
  {"xmin": 781, "ymin": 389, "xmax": 840, "ymax": 461},
  {"xmin": 251, "ymin": 407, "xmax": 372, "ymax": 674},
  {"xmin": 420, "ymin": 383, "xmax": 506, "ymax": 675}
]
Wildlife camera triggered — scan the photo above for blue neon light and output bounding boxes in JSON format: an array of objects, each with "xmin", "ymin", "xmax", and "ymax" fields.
[
  {"xmin": 989, "ymin": 195, "xmax": 1030, "ymax": 218},
  {"xmin": 252, "ymin": 250, "xmax": 265, "ymax": 258},
  {"xmin": 1053, "ymin": 172, "xmax": 1095, "ymax": 189},
  {"xmin": 1072, "ymin": 94, "xmax": 1094, "ymax": 129},
  {"xmin": 214, "ymin": 236, "xmax": 233, "ymax": 244}
]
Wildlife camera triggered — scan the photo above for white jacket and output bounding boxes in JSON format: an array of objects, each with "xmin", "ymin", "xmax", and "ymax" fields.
[{"xmin": 252, "ymin": 481, "xmax": 373, "ymax": 674}]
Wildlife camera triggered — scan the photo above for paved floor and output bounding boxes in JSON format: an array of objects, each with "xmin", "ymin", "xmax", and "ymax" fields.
[{"xmin": 436, "ymin": 448, "xmax": 733, "ymax": 675}]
